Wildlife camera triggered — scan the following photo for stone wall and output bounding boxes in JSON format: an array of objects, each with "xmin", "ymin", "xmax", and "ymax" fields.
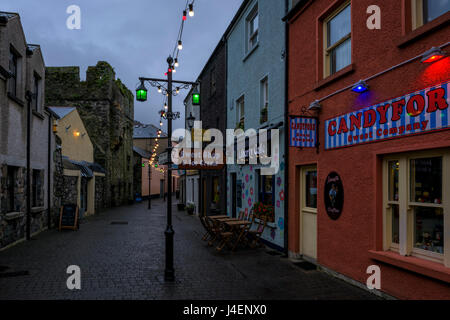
[
  {"xmin": 95, "ymin": 176, "xmax": 106, "ymax": 213},
  {"xmin": 62, "ymin": 175, "xmax": 78, "ymax": 206},
  {"xmin": 45, "ymin": 61, "xmax": 135, "ymax": 209}
]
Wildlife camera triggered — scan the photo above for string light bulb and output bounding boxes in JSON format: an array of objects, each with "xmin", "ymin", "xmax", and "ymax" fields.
[
  {"xmin": 189, "ymin": 4, "xmax": 194, "ymax": 17},
  {"xmin": 172, "ymin": 68, "xmax": 176, "ymax": 73},
  {"xmin": 158, "ymin": 86, "xmax": 162, "ymax": 93},
  {"xmin": 174, "ymin": 58, "xmax": 179, "ymax": 68},
  {"xmin": 178, "ymin": 40, "xmax": 183, "ymax": 50},
  {"xmin": 176, "ymin": 87, "xmax": 180, "ymax": 94},
  {"xmin": 183, "ymin": 10, "xmax": 187, "ymax": 21}
]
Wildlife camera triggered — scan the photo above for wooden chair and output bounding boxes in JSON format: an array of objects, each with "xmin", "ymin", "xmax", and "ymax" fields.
[
  {"xmin": 238, "ymin": 211, "xmax": 245, "ymax": 220},
  {"xmin": 205, "ymin": 216, "xmax": 223, "ymax": 246},
  {"xmin": 247, "ymin": 215, "xmax": 267, "ymax": 248},
  {"xmin": 199, "ymin": 216, "xmax": 211, "ymax": 241}
]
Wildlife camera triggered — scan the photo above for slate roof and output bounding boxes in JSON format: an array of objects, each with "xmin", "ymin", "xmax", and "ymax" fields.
[
  {"xmin": 133, "ymin": 146, "xmax": 151, "ymax": 159},
  {"xmin": 133, "ymin": 124, "xmax": 167, "ymax": 139},
  {"xmin": 48, "ymin": 107, "xmax": 75, "ymax": 120},
  {"xmin": 62, "ymin": 156, "xmax": 106, "ymax": 177}
]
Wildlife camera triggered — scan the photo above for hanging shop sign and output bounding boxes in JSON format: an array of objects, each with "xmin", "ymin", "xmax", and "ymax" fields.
[
  {"xmin": 325, "ymin": 82, "xmax": 449, "ymax": 150},
  {"xmin": 324, "ymin": 172, "xmax": 344, "ymax": 220},
  {"xmin": 289, "ymin": 116, "xmax": 317, "ymax": 148}
]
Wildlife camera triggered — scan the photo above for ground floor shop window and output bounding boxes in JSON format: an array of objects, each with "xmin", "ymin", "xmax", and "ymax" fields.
[{"xmin": 383, "ymin": 150, "xmax": 449, "ymax": 266}]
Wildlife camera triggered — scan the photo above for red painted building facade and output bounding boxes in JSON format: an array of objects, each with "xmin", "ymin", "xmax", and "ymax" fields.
[{"xmin": 285, "ymin": 0, "xmax": 450, "ymax": 299}]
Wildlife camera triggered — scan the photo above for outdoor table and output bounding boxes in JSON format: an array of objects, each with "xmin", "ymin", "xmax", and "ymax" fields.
[
  {"xmin": 224, "ymin": 220, "xmax": 252, "ymax": 251},
  {"xmin": 209, "ymin": 215, "xmax": 229, "ymax": 220}
]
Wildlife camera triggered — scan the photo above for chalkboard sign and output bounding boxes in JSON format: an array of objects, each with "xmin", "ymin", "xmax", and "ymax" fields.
[{"xmin": 59, "ymin": 204, "xmax": 79, "ymax": 231}]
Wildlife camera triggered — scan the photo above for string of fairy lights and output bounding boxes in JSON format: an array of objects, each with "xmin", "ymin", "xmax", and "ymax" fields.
[{"xmin": 148, "ymin": 0, "xmax": 195, "ymax": 170}]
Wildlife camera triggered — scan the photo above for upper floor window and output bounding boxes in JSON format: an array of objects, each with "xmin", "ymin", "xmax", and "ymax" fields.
[
  {"xmin": 33, "ymin": 73, "xmax": 41, "ymax": 112},
  {"xmin": 9, "ymin": 49, "xmax": 18, "ymax": 96},
  {"xmin": 412, "ymin": 0, "xmax": 450, "ymax": 29},
  {"xmin": 246, "ymin": 5, "xmax": 259, "ymax": 52},
  {"xmin": 324, "ymin": 2, "xmax": 351, "ymax": 77},
  {"xmin": 236, "ymin": 96, "xmax": 245, "ymax": 130},
  {"xmin": 260, "ymin": 77, "xmax": 268, "ymax": 124}
]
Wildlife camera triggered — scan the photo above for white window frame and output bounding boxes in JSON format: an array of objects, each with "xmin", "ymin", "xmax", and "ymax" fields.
[
  {"xmin": 412, "ymin": 0, "xmax": 450, "ymax": 30},
  {"xmin": 236, "ymin": 95, "xmax": 245, "ymax": 128},
  {"xmin": 323, "ymin": 1, "xmax": 351, "ymax": 77},
  {"xmin": 260, "ymin": 76, "xmax": 269, "ymax": 112},
  {"xmin": 383, "ymin": 149, "xmax": 450, "ymax": 268},
  {"xmin": 246, "ymin": 4, "xmax": 259, "ymax": 53}
]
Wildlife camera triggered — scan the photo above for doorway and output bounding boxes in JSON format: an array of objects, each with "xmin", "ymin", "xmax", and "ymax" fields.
[{"xmin": 299, "ymin": 166, "xmax": 318, "ymax": 260}]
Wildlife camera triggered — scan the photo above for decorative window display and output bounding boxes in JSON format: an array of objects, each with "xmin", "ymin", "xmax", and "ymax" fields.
[{"xmin": 383, "ymin": 151, "xmax": 449, "ymax": 266}]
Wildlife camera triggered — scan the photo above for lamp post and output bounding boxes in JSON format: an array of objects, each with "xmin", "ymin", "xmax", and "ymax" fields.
[{"xmin": 137, "ymin": 56, "xmax": 199, "ymax": 282}]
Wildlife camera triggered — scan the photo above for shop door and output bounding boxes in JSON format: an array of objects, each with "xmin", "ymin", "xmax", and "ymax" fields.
[{"xmin": 300, "ymin": 166, "xmax": 318, "ymax": 260}]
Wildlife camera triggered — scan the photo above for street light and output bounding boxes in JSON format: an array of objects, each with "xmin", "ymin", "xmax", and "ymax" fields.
[
  {"xmin": 136, "ymin": 82, "xmax": 148, "ymax": 102},
  {"xmin": 137, "ymin": 56, "xmax": 199, "ymax": 283}
]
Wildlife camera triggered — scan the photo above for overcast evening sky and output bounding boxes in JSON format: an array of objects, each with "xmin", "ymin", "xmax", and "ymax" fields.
[{"xmin": 1, "ymin": 0, "xmax": 243, "ymax": 132}]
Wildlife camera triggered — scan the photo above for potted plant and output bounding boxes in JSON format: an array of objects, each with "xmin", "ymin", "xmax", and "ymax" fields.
[
  {"xmin": 235, "ymin": 119, "xmax": 244, "ymax": 131},
  {"xmin": 260, "ymin": 107, "xmax": 268, "ymax": 124},
  {"xmin": 186, "ymin": 202, "xmax": 195, "ymax": 215},
  {"xmin": 252, "ymin": 201, "xmax": 275, "ymax": 223}
]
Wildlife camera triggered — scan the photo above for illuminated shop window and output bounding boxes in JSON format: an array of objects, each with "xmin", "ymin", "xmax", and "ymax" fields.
[{"xmin": 383, "ymin": 150, "xmax": 450, "ymax": 267}]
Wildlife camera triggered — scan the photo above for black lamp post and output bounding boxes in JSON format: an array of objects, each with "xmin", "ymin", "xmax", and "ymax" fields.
[
  {"xmin": 186, "ymin": 112, "xmax": 195, "ymax": 130},
  {"xmin": 136, "ymin": 56, "xmax": 198, "ymax": 282}
]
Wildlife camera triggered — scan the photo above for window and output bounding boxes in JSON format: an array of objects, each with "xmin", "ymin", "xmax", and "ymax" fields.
[
  {"xmin": 33, "ymin": 73, "xmax": 41, "ymax": 112},
  {"xmin": 6, "ymin": 166, "xmax": 18, "ymax": 213},
  {"xmin": 32, "ymin": 169, "xmax": 43, "ymax": 208},
  {"xmin": 260, "ymin": 77, "xmax": 269, "ymax": 124},
  {"xmin": 324, "ymin": 3, "xmax": 351, "ymax": 77},
  {"xmin": 412, "ymin": 0, "xmax": 450, "ymax": 30},
  {"xmin": 305, "ymin": 170, "xmax": 318, "ymax": 209},
  {"xmin": 236, "ymin": 96, "xmax": 245, "ymax": 129},
  {"xmin": 257, "ymin": 170, "xmax": 275, "ymax": 206},
  {"xmin": 383, "ymin": 150, "xmax": 450, "ymax": 267},
  {"xmin": 210, "ymin": 67, "xmax": 216, "ymax": 97},
  {"xmin": 246, "ymin": 6, "xmax": 259, "ymax": 52},
  {"xmin": 9, "ymin": 49, "xmax": 18, "ymax": 96}
]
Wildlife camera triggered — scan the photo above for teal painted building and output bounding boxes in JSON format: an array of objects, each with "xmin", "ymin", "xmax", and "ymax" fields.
[{"xmin": 225, "ymin": 0, "xmax": 287, "ymax": 250}]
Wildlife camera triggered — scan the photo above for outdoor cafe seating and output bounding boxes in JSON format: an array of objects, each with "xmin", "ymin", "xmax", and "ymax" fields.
[{"xmin": 199, "ymin": 210, "xmax": 268, "ymax": 252}]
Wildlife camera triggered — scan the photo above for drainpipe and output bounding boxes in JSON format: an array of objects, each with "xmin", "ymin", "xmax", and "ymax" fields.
[
  {"xmin": 283, "ymin": 0, "xmax": 290, "ymax": 256},
  {"xmin": 47, "ymin": 112, "xmax": 52, "ymax": 229},
  {"xmin": 25, "ymin": 90, "xmax": 32, "ymax": 240}
]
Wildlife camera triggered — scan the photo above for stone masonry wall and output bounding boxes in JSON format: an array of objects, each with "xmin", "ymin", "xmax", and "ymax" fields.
[{"xmin": 45, "ymin": 61, "xmax": 135, "ymax": 210}]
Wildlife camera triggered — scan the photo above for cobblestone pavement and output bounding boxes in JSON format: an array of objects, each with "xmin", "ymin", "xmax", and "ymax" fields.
[{"xmin": 0, "ymin": 198, "xmax": 378, "ymax": 300}]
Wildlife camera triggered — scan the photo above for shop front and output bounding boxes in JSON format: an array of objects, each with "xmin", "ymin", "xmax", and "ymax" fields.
[{"xmin": 286, "ymin": 0, "xmax": 450, "ymax": 299}]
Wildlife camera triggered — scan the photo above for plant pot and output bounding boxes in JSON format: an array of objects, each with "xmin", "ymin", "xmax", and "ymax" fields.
[
  {"xmin": 186, "ymin": 207, "xmax": 194, "ymax": 215},
  {"xmin": 177, "ymin": 203, "xmax": 185, "ymax": 211}
]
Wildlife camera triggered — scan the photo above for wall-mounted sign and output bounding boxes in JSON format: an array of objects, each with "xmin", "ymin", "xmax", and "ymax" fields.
[
  {"xmin": 325, "ymin": 82, "xmax": 449, "ymax": 150},
  {"xmin": 324, "ymin": 172, "xmax": 344, "ymax": 220},
  {"xmin": 289, "ymin": 116, "xmax": 317, "ymax": 148}
]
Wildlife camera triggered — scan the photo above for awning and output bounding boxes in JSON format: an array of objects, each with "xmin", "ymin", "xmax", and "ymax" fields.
[{"xmin": 62, "ymin": 157, "xmax": 105, "ymax": 178}]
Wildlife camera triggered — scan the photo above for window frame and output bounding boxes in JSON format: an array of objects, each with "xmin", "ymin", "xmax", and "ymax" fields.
[
  {"xmin": 260, "ymin": 76, "xmax": 269, "ymax": 111},
  {"xmin": 246, "ymin": 4, "xmax": 259, "ymax": 53},
  {"xmin": 323, "ymin": 1, "xmax": 352, "ymax": 78},
  {"xmin": 236, "ymin": 95, "xmax": 245, "ymax": 128},
  {"xmin": 257, "ymin": 169, "xmax": 275, "ymax": 207},
  {"xmin": 8, "ymin": 49, "xmax": 19, "ymax": 97},
  {"xmin": 33, "ymin": 72, "xmax": 41, "ymax": 112},
  {"xmin": 383, "ymin": 149, "xmax": 450, "ymax": 267},
  {"xmin": 412, "ymin": 0, "xmax": 450, "ymax": 30}
]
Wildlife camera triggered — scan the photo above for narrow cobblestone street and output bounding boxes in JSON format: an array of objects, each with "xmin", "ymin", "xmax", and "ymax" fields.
[{"xmin": 0, "ymin": 198, "xmax": 378, "ymax": 300}]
